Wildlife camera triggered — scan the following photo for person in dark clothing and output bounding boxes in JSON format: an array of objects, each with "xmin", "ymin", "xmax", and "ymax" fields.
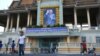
[
  {"xmin": 11, "ymin": 40, "xmax": 15, "ymax": 53},
  {"xmin": 81, "ymin": 41, "xmax": 87, "ymax": 55},
  {"xmin": 0, "ymin": 40, "xmax": 3, "ymax": 52},
  {"xmin": 0, "ymin": 41, "xmax": 3, "ymax": 49},
  {"xmin": 0, "ymin": 40, "xmax": 3, "ymax": 55}
]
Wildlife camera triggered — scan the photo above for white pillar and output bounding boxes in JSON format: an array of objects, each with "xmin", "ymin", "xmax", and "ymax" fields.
[
  {"xmin": 59, "ymin": 0, "xmax": 63, "ymax": 25},
  {"xmin": 67, "ymin": 37, "xmax": 70, "ymax": 43},
  {"xmin": 87, "ymin": 8, "xmax": 91, "ymax": 29},
  {"xmin": 27, "ymin": 12, "xmax": 30, "ymax": 26},
  {"xmin": 37, "ymin": 0, "xmax": 41, "ymax": 26},
  {"xmin": 5, "ymin": 15, "xmax": 10, "ymax": 32},
  {"xmin": 16, "ymin": 14, "xmax": 20, "ymax": 31},
  {"xmin": 74, "ymin": 8, "xmax": 77, "ymax": 28},
  {"xmin": 30, "ymin": 14, "xmax": 32, "ymax": 25},
  {"xmin": 10, "ymin": 17, "xmax": 13, "ymax": 31}
]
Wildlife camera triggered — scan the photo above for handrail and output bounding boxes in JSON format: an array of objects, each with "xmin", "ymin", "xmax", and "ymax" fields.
[
  {"xmin": 3, "ymin": 26, "xmax": 100, "ymax": 33},
  {"xmin": 58, "ymin": 42, "xmax": 100, "ymax": 48},
  {"xmin": 1, "ymin": 43, "xmax": 100, "ymax": 49},
  {"xmin": 0, "ymin": 43, "xmax": 100, "ymax": 54},
  {"xmin": 63, "ymin": 0, "xmax": 99, "ymax": 5}
]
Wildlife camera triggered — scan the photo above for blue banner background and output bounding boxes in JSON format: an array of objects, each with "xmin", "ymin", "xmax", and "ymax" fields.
[{"xmin": 26, "ymin": 27, "xmax": 68, "ymax": 33}]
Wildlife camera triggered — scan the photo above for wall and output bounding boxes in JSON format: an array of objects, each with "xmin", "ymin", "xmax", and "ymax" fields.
[
  {"xmin": 0, "ymin": 33, "xmax": 19, "ymax": 44},
  {"xmin": 21, "ymin": 0, "xmax": 33, "ymax": 5},
  {"xmin": 80, "ymin": 31, "xmax": 99, "ymax": 43},
  {"xmin": 70, "ymin": 36, "xmax": 80, "ymax": 43},
  {"xmin": 40, "ymin": 1, "xmax": 59, "ymax": 8}
]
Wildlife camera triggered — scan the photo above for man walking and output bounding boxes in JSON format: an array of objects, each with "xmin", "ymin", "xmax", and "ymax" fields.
[
  {"xmin": 81, "ymin": 41, "xmax": 87, "ymax": 55},
  {"xmin": 18, "ymin": 31, "xmax": 25, "ymax": 56}
]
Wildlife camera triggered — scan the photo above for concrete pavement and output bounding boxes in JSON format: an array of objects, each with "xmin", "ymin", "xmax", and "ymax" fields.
[{"xmin": 0, "ymin": 54, "xmax": 100, "ymax": 56}]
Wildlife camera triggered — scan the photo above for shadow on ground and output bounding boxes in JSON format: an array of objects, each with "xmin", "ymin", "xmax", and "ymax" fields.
[{"xmin": 0, "ymin": 54, "xmax": 99, "ymax": 56}]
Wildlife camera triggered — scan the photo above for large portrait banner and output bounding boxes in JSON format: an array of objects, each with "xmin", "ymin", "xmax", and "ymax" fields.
[{"xmin": 44, "ymin": 8, "xmax": 56, "ymax": 26}]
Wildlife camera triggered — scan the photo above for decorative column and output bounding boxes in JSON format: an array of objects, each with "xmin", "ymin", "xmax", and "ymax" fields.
[
  {"xmin": 30, "ymin": 14, "xmax": 32, "ymax": 26},
  {"xmin": 59, "ymin": 0, "xmax": 63, "ymax": 25},
  {"xmin": 87, "ymin": 8, "xmax": 91, "ymax": 29},
  {"xmin": 27, "ymin": 12, "xmax": 30, "ymax": 26},
  {"xmin": 74, "ymin": 8, "xmax": 78, "ymax": 28},
  {"xmin": 37, "ymin": 0, "xmax": 41, "ymax": 26},
  {"xmin": 67, "ymin": 36, "xmax": 70, "ymax": 52},
  {"xmin": 16, "ymin": 13, "xmax": 20, "ymax": 31},
  {"xmin": 10, "ymin": 17, "xmax": 13, "ymax": 31},
  {"xmin": 5, "ymin": 14, "xmax": 10, "ymax": 32},
  {"xmin": 67, "ymin": 37, "xmax": 70, "ymax": 43}
]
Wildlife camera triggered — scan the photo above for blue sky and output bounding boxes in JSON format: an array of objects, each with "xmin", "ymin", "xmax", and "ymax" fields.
[{"xmin": 0, "ymin": 0, "xmax": 13, "ymax": 10}]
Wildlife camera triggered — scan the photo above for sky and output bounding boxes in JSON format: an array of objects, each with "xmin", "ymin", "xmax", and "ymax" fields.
[
  {"xmin": 0, "ymin": 26, "xmax": 4, "ymax": 32},
  {"xmin": 0, "ymin": 0, "xmax": 13, "ymax": 32},
  {"xmin": 0, "ymin": 0, "xmax": 13, "ymax": 10}
]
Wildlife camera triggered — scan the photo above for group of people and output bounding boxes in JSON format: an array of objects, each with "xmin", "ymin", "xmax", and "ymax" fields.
[
  {"xmin": 81, "ymin": 41, "xmax": 96, "ymax": 55},
  {"xmin": 0, "ymin": 31, "xmax": 25, "ymax": 56},
  {"xmin": 0, "ymin": 31, "xmax": 97, "ymax": 56},
  {"xmin": 0, "ymin": 39, "xmax": 15, "ymax": 54}
]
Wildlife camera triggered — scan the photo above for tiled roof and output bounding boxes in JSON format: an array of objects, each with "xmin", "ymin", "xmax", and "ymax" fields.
[
  {"xmin": 9, "ymin": 1, "xmax": 20, "ymax": 9},
  {"xmin": 9, "ymin": 0, "xmax": 37, "ymax": 10},
  {"xmin": 0, "ymin": 10, "xmax": 7, "ymax": 14},
  {"xmin": 20, "ymin": 0, "xmax": 33, "ymax": 5}
]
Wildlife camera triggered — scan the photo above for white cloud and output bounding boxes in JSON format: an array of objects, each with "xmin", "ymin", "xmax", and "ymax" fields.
[{"xmin": 0, "ymin": 0, "xmax": 13, "ymax": 10}]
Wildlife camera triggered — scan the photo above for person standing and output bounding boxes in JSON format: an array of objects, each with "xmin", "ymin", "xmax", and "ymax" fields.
[
  {"xmin": 18, "ymin": 31, "xmax": 26, "ymax": 56},
  {"xmin": 5, "ymin": 43, "xmax": 8, "ymax": 54},
  {"xmin": 11, "ymin": 40, "xmax": 15, "ymax": 54},
  {"xmin": 0, "ymin": 40, "xmax": 3, "ymax": 53},
  {"xmin": 8, "ymin": 38, "xmax": 12, "ymax": 54},
  {"xmin": 81, "ymin": 41, "xmax": 87, "ymax": 55}
]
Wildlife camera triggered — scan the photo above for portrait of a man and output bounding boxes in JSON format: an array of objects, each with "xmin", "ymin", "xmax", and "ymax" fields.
[{"xmin": 44, "ymin": 9, "xmax": 56, "ymax": 26}]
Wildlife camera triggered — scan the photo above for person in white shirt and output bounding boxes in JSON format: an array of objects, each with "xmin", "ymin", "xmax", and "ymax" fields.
[{"xmin": 18, "ymin": 31, "xmax": 25, "ymax": 56}]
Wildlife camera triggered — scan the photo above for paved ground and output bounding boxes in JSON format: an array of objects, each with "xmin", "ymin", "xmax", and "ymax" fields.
[{"xmin": 0, "ymin": 54, "xmax": 100, "ymax": 56}]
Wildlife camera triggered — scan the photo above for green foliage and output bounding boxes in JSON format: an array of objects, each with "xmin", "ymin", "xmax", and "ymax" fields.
[
  {"xmin": 27, "ymin": 25, "xmax": 43, "ymax": 28},
  {"xmin": 60, "ymin": 24, "xmax": 65, "ymax": 27},
  {"xmin": 26, "ymin": 24, "xmax": 65, "ymax": 28},
  {"xmin": 53, "ymin": 24, "xmax": 65, "ymax": 27},
  {"xmin": 27, "ymin": 25, "xmax": 32, "ymax": 28},
  {"xmin": 36, "ymin": 25, "xmax": 43, "ymax": 28},
  {"xmin": 47, "ymin": 25, "xmax": 50, "ymax": 27}
]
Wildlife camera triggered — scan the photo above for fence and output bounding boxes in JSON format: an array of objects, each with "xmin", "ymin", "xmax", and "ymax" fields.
[
  {"xmin": 58, "ymin": 42, "xmax": 100, "ymax": 48},
  {"xmin": 63, "ymin": 0, "xmax": 98, "ymax": 5},
  {"xmin": 0, "ymin": 43, "xmax": 100, "ymax": 54}
]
